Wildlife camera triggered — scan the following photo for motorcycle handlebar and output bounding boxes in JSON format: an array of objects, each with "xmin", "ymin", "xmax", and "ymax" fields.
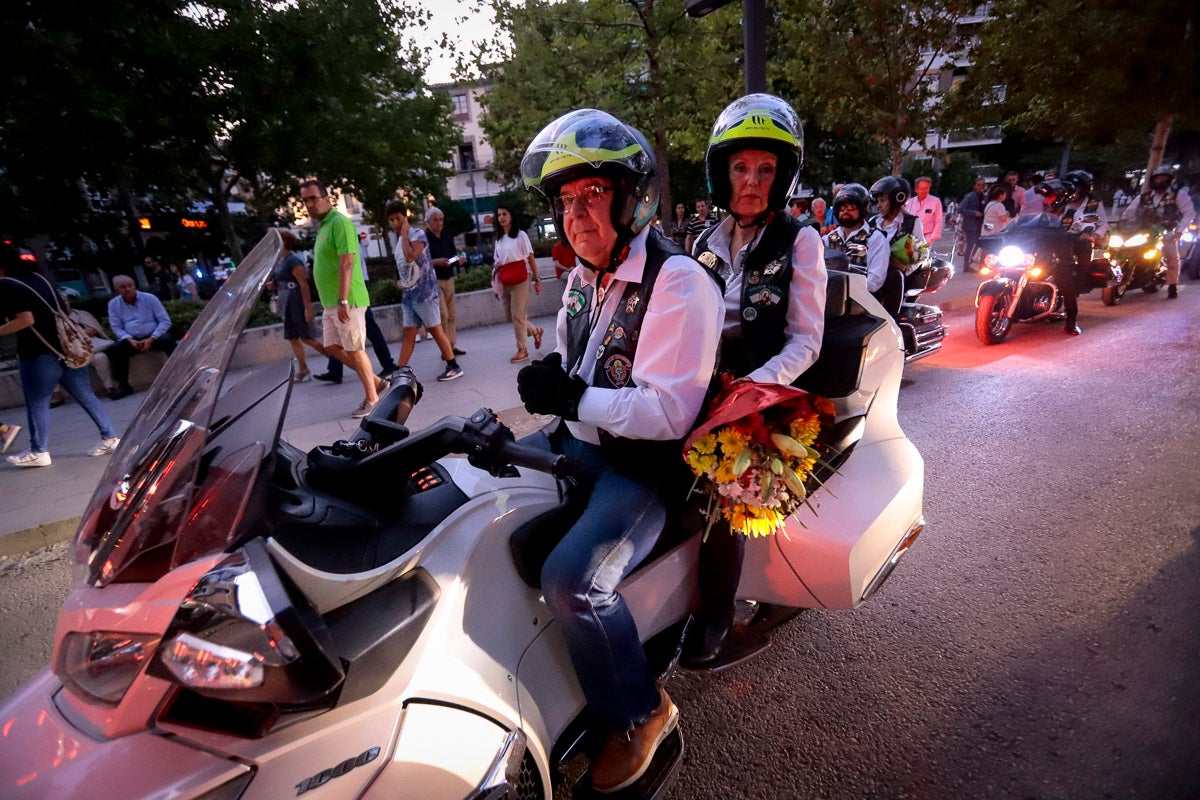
[{"xmin": 499, "ymin": 438, "xmax": 570, "ymax": 479}]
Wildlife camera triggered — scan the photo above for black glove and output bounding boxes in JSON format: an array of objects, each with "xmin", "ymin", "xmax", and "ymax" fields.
[{"xmin": 517, "ymin": 351, "xmax": 587, "ymax": 420}]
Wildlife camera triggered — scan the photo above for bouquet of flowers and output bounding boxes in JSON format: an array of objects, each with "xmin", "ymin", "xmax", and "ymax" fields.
[
  {"xmin": 683, "ymin": 377, "xmax": 836, "ymax": 538},
  {"xmin": 889, "ymin": 232, "xmax": 930, "ymax": 274}
]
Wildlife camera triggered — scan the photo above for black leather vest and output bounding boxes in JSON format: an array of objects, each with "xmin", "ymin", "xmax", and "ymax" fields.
[
  {"xmin": 825, "ymin": 226, "xmax": 873, "ymax": 272},
  {"xmin": 562, "ymin": 229, "xmax": 718, "ymax": 484},
  {"xmin": 1136, "ymin": 189, "xmax": 1181, "ymax": 229},
  {"xmin": 1061, "ymin": 198, "xmax": 1101, "ymax": 228},
  {"xmin": 694, "ymin": 214, "xmax": 801, "ymax": 377},
  {"xmin": 869, "ymin": 212, "xmax": 917, "ymax": 243}
]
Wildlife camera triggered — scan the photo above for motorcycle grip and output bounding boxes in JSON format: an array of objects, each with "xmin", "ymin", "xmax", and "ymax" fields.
[{"xmin": 502, "ymin": 440, "xmax": 570, "ymax": 479}]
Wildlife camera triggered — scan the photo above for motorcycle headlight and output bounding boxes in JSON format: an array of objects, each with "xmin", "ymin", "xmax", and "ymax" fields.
[
  {"xmin": 1107, "ymin": 234, "xmax": 1124, "ymax": 248},
  {"xmin": 150, "ymin": 540, "xmax": 343, "ymax": 706},
  {"xmin": 59, "ymin": 631, "xmax": 161, "ymax": 704},
  {"xmin": 997, "ymin": 245, "xmax": 1026, "ymax": 268},
  {"xmin": 1124, "ymin": 232, "xmax": 1149, "ymax": 247},
  {"xmin": 1143, "ymin": 249, "xmax": 1160, "ymax": 261},
  {"xmin": 1029, "ymin": 267, "xmax": 1045, "ymax": 279}
]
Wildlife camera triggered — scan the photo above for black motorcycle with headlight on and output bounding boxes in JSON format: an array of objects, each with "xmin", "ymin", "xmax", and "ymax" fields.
[
  {"xmin": 1101, "ymin": 227, "xmax": 1168, "ymax": 304},
  {"xmin": 974, "ymin": 227, "xmax": 1119, "ymax": 345}
]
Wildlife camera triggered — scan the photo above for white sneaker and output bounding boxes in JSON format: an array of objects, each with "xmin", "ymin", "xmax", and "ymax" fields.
[
  {"xmin": 88, "ymin": 437, "xmax": 121, "ymax": 457},
  {"xmin": 0, "ymin": 424, "xmax": 20, "ymax": 454},
  {"xmin": 7, "ymin": 450, "xmax": 51, "ymax": 468}
]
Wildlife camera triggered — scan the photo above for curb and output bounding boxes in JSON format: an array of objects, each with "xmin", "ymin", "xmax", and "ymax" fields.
[{"xmin": 0, "ymin": 518, "xmax": 79, "ymax": 559}]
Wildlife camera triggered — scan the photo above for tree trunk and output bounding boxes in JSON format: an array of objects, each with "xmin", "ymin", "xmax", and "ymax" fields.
[
  {"xmin": 643, "ymin": 1, "xmax": 673, "ymax": 219},
  {"xmin": 1143, "ymin": 115, "xmax": 1173, "ymax": 192}
]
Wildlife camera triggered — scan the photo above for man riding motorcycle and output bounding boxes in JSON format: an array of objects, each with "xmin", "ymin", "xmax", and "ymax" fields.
[
  {"xmin": 824, "ymin": 183, "xmax": 892, "ymax": 312},
  {"xmin": 1120, "ymin": 165, "xmax": 1195, "ymax": 299},
  {"xmin": 516, "ymin": 108, "xmax": 724, "ymax": 794},
  {"xmin": 1009, "ymin": 179, "xmax": 1085, "ymax": 334}
]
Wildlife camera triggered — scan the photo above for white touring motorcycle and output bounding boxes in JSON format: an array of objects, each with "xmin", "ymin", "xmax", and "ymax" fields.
[{"xmin": 0, "ymin": 232, "xmax": 924, "ymax": 800}]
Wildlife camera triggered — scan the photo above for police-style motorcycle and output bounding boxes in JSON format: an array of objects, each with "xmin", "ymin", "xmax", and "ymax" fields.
[
  {"xmin": 974, "ymin": 226, "xmax": 1118, "ymax": 345},
  {"xmin": 824, "ymin": 247, "xmax": 952, "ymax": 362},
  {"xmin": 1102, "ymin": 226, "xmax": 1169, "ymax": 304}
]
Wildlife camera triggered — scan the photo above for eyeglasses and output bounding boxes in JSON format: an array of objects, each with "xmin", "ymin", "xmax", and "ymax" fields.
[
  {"xmin": 553, "ymin": 185, "xmax": 614, "ymax": 214},
  {"xmin": 300, "ymin": 194, "xmax": 324, "ymax": 205}
]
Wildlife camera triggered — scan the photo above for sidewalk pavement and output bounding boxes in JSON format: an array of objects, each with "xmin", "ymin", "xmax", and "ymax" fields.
[{"xmin": 0, "ymin": 249, "xmax": 986, "ymax": 557}]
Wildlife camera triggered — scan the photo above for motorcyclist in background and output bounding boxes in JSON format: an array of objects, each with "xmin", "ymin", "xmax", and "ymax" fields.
[
  {"xmin": 1060, "ymin": 170, "xmax": 1109, "ymax": 239},
  {"xmin": 1013, "ymin": 179, "xmax": 1084, "ymax": 334},
  {"xmin": 867, "ymin": 176, "xmax": 924, "ymax": 318},
  {"xmin": 823, "ymin": 183, "xmax": 890, "ymax": 307},
  {"xmin": 1120, "ymin": 166, "xmax": 1195, "ymax": 299}
]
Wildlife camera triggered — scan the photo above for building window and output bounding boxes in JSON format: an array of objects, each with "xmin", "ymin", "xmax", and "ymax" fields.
[
  {"xmin": 451, "ymin": 93, "xmax": 470, "ymax": 120},
  {"xmin": 459, "ymin": 143, "xmax": 476, "ymax": 172}
]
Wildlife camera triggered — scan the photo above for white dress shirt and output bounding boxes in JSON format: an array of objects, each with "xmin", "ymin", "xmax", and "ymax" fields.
[
  {"xmin": 556, "ymin": 228, "xmax": 724, "ymax": 445},
  {"xmin": 702, "ymin": 216, "xmax": 826, "ymax": 385},
  {"xmin": 1120, "ymin": 188, "xmax": 1195, "ymax": 237}
]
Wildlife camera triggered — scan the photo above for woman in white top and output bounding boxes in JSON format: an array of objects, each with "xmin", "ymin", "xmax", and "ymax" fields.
[
  {"xmin": 982, "ymin": 184, "xmax": 1011, "ymax": 234},
  {"xmin": 492, "ymin": 205, "xmax": 543, "ymax": 362}
]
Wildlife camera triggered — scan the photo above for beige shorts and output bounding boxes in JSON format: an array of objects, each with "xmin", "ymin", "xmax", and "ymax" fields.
[{"xmin": 322, "ymin": 306, "xmax": 367, "ymax": 351}]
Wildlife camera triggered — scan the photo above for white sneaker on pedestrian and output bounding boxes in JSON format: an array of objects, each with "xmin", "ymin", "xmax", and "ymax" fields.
[
  {"xmin": 7, "ymin": 450, "xmax": 51, "ymax": 468},
  {"xmin": 88, "ymin": 437, "xmax": 121, "ymax": 457},
  {"xmin": 0, "ymin": 424, "xmax": 21, "ymax": 454}
]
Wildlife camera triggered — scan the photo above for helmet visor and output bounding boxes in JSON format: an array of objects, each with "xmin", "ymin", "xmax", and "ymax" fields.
[{"xmin": 521, "ymin": 109, "xmax": 652, "ymax": 192}]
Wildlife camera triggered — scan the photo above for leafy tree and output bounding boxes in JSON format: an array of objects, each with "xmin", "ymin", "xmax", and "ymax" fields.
[
  {"xmin": 433, "ymin": 196, "xmax": 476, "ymax": 238},
  {"xmin": 774, "ymin": 0, "xmax": 965, "ymax": 175},
  {"xmin": 471, "ymin": 0, "xmax": 743, "ymax": 214},
  {"xmin": 957, "ymin": 0, "xmax": 1199, "ymax": 181}
]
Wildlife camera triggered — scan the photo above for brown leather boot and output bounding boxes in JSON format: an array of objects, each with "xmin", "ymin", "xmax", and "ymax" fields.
[{"xmin": 590, "ymin": 688, "xmax": 679, "ymax": 794}]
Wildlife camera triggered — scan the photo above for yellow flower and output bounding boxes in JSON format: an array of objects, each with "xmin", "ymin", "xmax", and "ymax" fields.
[
  {"xmin": 692, "ymin": 434, "xmax": 717, "ymax": 455},
  {"xmin": 713, "ymin": 459, "xmax": 736, "ymax": 484},
  {"xmin": 717, "ymin": 428, "xmax": 749, "ymax": 453}
]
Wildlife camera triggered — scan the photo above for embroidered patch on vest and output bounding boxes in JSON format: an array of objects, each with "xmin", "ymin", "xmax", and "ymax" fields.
[
  {"xmin": 566, "ymin": 289, "xmax": 588, "ymax": 318},
  {"xmin": 613, "ymin": 326, "xmax": 625, "ymax": 340},
  {"xmin": 698, "ymin": 252, "xmax": 719, "ymax": 269},
  {"xmin": 743, "ymin": 306, "xmax": 758, "ymax": 321},
  {"xmin": 748, "ymin": 285, "xmax": 783, "ymax": 306},
  {"xmin": 748, "ymin": 272, "xmax": 761, "ymax": 285},
  {"xmin": 603, "ymin": 354, "xmax": 633, "ymax": 387},
  {"xmin": 625, "ymin": 295, "xmax": 640, "ymax": 314},
  {"xmin": 762, "ymin": 256, "xmax": 787, "ymax": 276}
]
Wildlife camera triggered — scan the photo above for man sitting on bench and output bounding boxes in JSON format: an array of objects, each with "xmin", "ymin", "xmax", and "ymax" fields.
[{"xmin": 105, "ymin": 274, "xmax": 176, "ymax": 399}]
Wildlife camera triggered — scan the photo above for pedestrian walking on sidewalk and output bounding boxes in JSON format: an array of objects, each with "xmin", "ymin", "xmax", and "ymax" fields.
[
  {"xmin": 268, "ymin": 229, "xmax": 326, "ymax": 382},
  {"xmin": 491, "ymin": 205, "xmax": 543, "ymax": 363},
  {"xmin": 0, "ymin": 243, "xmax": 120, "ymax": 467}
]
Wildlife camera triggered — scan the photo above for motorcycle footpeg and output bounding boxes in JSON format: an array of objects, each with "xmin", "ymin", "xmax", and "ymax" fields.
[
  {"xmin": 676, "ymin": 624, "xmax": 771, "ymax": 673},
  {"xmin": 572, "ymin": 727, "xmax": 684, "ymax": 800}
]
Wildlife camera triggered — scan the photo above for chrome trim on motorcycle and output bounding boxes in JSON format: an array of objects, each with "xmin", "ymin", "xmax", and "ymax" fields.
[
  {"xmin": 466, "ymin": 728, "xmax": 530, "ymax": 800},
  {"xmin": 860, "ymin": 516, "xmax": 925, "ymax": 603}
]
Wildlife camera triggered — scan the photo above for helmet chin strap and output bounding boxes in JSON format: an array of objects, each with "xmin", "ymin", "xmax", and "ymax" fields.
[{"xmin": 579, "ymin": 243, "xmax": 632, "ymax": 275}]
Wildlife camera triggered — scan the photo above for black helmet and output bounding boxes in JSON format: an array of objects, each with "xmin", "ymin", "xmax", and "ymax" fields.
[
  {"xmin": 1062, "ymin": 170, "xmax": 1094, "ymax": 202},
  {"xmin": 833, "ymin": 183, "xmax": 871, "ymax": 216},
  {"xmin": 705, "ymin": 93, "xmax": 804, "ymax": 213},
  {"xmin": 869, "ymin": 176, "xmax": 909, "ymax": 209},
  {"xmin": 1035, "ymin": 179, "xmax": 1068, "ymax": 212},
  {"xmin": 520, "ymin": 109, "xmax": 659, "ymax": 247}
]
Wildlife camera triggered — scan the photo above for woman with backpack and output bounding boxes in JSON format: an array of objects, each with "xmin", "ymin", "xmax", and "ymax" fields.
[{"xmin": 0, "ymin": 243, "xmax": 119, "ymax": 467}]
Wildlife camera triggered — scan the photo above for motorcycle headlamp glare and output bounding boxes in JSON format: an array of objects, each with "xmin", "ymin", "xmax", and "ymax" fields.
[
  {"xmin": 1124, "ymin": 233, "xmax": 1149, "ymax": 247},
  {"xmin": 1143, "ymin": 249, "xmax": 1160, "ymax": 260},
  {"xmin": 997, "ymin": 246, "xmax": 1027, "ymax": 268},
  {"xmin": 1107, "ymin": 234, "xmax": 1124, "ymax": 248}
]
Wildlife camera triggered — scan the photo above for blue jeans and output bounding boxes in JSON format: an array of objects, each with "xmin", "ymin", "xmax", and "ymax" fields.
[
  {"xmin": 19, "ymin": 353, "xmax": 117, "ymax": 453},
  {"xmin": 525, "ymin": 426, "xmax": 666, "ymax": 734}
]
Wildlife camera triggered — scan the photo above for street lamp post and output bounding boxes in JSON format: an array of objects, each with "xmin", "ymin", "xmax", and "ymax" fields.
[
  {"xmin": 686, "ymin": 0, "xmax": 766, "ymax": 95},
  {"xmin": 465, "ymin": 157, "xmax": 481, "ymax": 248}
]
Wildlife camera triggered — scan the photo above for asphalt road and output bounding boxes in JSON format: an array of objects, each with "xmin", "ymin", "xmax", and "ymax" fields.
[{"xmin": 1, "ymin": 286, "xmax": 1197, "ymax": 799}]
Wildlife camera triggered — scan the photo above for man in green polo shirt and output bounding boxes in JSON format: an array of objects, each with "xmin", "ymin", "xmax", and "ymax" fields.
[{"xmin": 299, "ymin": 179, "xmax": 386, "ymax": 418}]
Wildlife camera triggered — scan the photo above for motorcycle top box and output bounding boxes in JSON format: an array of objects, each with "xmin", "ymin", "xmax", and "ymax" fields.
[{"xmin": 0, "ymin": 231, "xmax": 923, "ymax": 800}]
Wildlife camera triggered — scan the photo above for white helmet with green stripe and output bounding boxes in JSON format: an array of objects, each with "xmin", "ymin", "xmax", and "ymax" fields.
[
  {"xmin": 706, "ymin": 93, "xmax": 803, "ymax": 213},
  {"xmin": 521, "ymin": 109, "xmax": 659, "ymax": 247}
]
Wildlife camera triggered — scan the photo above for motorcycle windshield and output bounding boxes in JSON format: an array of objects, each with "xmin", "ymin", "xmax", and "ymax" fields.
[{"xmin": 72, "ymin": 231, "xmax": 285, "ymax": 587}]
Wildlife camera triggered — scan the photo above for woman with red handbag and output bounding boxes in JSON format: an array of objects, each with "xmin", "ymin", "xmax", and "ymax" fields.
[{"xmin": 492, "ymin": 205, "xmax": 543, "ymax": 362}]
